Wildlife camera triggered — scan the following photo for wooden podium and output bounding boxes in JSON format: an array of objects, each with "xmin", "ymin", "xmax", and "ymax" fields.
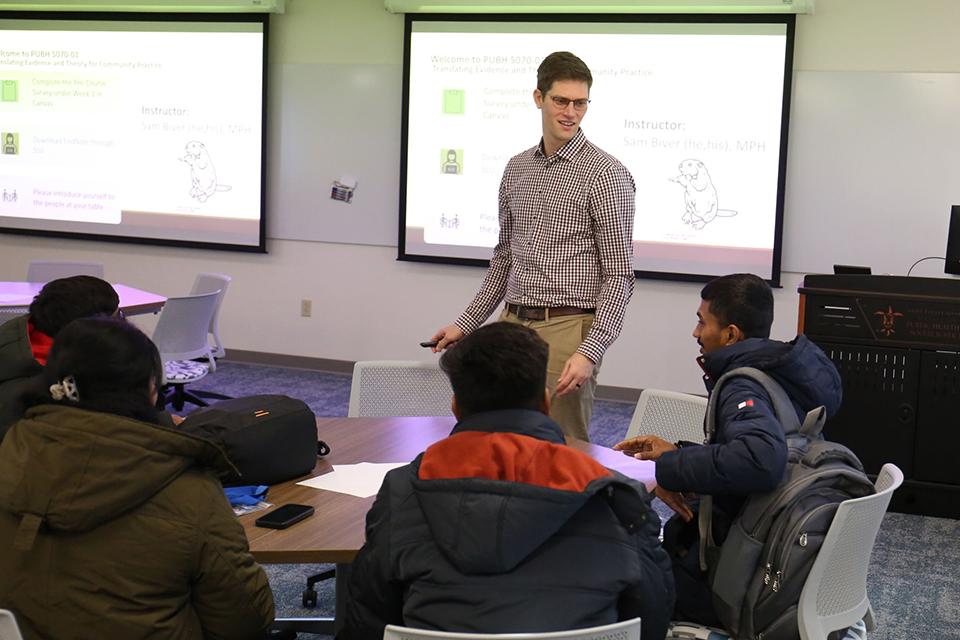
[{"xmin": 798, "ymin": 274, "xmax": 960, "ymax": 519}]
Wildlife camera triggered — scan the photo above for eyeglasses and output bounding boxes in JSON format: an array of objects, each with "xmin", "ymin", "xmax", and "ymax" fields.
[{"xmin": 548, "ymin": 95, "xmax": 590, "ymax": 111}]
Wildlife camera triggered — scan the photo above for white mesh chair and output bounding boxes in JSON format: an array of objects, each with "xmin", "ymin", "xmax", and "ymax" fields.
[
  {"xmin": 0, "ymin": 307, "xmax": 27, "ymax": 326},
  {"xmin": 0, "ymin": 610, "xmax": 24, "ymax": 640},
  {"xmin": 190, "ymin": 272, "xmax": 232, "ymax": 358},
  {"xmin": 348, "ymin": 361, "xmax": 453, "ymax": 418},
  {"xmin": 151, "ymin": 290, "xmax": 221, "ymax": 411},
  {"xmin": 625, "ymin": 389, "xmax": 707, "ymax": 444},
  {"xmin": 797, "ymin": 463, "xmax": 904, "ymax": 640},
  {"xmin": 666, "ymin": 463, "xmax": 904, "ymax": 640},
  {"xmin": 26, "ymin": 260, "xmax": 104, "ymax": 282},
  {"xmin": 301, "ymin": 361, "xmax": 453, "ymax": 615},
  {"xmin": 383, "ymin": 618, "xmax": 642, "ymax": 640}
]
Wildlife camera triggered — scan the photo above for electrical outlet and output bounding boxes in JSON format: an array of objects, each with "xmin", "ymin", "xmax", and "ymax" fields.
[{"xmin": 300, "ymin": 299, "xmax": 312, "ymax": 317}]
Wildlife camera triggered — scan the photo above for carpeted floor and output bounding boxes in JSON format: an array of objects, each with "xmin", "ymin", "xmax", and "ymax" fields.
[{"xmin": 190, "ymin": 361, "xmax": 960, "ymax": 639}]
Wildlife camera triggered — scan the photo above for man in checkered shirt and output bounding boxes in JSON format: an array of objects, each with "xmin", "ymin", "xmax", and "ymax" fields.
[{"xmin": 431, "ymin": 51, "xmax": 635, "ymax": 442}]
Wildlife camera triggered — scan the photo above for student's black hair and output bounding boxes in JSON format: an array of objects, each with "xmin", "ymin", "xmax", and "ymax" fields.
[
  {"xmin": 439, "ymin": 322, "xmax": 548, "ymax": 417},
  {"xmin": 28, "ymin": 275, "xmax": 119, "ymax": 337},
  {"xmin": 43, "ymin": 317, "xmax": 164, "ymax": 424},
  {"xmin": 700, "ymin": 273, "xmax": 774, "ymax": 339},
  {"xmin": 536, "ymin": 51, "xmax": 593, "ymax": 95}
]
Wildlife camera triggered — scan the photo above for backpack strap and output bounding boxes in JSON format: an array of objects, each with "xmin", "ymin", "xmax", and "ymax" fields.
[
  {"xmin": 799, "ymin": 406, "xmax": 827, "ymax": 439},
  {"xmin": 697, "ymin": 366, "xmax": 825, "ymax": 571}
]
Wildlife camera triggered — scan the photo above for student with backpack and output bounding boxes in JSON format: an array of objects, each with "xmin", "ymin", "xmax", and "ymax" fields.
[{"xmin": 615, "ymin": 273, "xmax": 870, "ymax": 639}]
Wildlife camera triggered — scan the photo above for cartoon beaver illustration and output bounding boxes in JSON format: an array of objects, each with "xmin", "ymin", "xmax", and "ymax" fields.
[
  {"xmin": 180, "ymin": 141, "xmax": 231, "ymax": 203},
  {"xmin": 669, "ymin": 158, "xmax": 737, "ymax": 229}
]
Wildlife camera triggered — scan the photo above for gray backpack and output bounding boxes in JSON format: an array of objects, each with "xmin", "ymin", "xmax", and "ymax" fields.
[{"xmin": 698, "ymin": 367, "xmax": 874, "ymax": 640}]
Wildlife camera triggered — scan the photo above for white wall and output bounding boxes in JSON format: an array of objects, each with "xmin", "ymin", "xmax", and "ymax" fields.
[{"xmin": 1, "ymin": 0, "xmax": 957, "ymax": 395}]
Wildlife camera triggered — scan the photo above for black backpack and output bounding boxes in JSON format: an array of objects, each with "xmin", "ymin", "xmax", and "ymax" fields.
[
  {"xmin": 179, "ymin": 394, "xmax": 327, "ymax": 486},
  {"xmin": 699, "ymin": 367, "xmax": 874, "ymax": 640}
]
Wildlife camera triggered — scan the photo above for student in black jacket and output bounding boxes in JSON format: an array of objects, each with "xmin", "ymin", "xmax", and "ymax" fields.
[
  {"xmin": 339, "ymin": 322, "xmax": 674, "ymax": 640},
  {"xmin": 615, "ymin": 273, "xmax": 842, "ymax": 626}
]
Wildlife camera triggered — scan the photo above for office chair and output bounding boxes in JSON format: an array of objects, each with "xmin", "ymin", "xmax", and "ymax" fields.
[
  {"xmin": 797, "ymin": 463, "xmax": 904, "ymax": 639},
  {"xmin": 0, "ymin": 609, "xmax": 24, "ymax": 640},
  {"xmin": 302, "ymin": 361, "xmax": 454, "ymax": 609},
  {"xmin": 625, "ymin": 388, "xmax": 706, "ymax": 445},
  {"xmin": 26, "ymin": 260, "xmax": 104, "ymax": 282},
  {"xmin": 383, "ymin": 618, "xmax": 642, "ymax": 640},
  {"xmin": 666, "ymin": 463, "xmax": 904, "ymax": 640},
  {"xmin": 190, "ymin": 272, "xmax": 232, "ymax": 359},
  {"xmin": 187, "ymin": 272, "xmax": 233, "ymax": 403},
  {"xmin": 347, "ymin": 360, "xmax": 453, "ymax": 417},
  {"xmin": 0, "ymin": 307, "xmax": 27, "ymax": 326},
  {"xmin": 152, "ymin": 290, "xmax": 221, "ymax": 411}
]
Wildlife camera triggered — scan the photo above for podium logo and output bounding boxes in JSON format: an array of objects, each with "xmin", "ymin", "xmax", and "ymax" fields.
[{"xmin": 874, "ymin": 305, "xmax": 904, "ymax": 337}]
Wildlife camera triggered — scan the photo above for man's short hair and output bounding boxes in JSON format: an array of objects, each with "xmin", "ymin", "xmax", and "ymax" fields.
[
  {"xmin": 537, "ymin": 51, "xmax": 593, "ymax": 95},
  {"xmin": 700, "ymin": 273, "xmax": 774, "ymax": 339},
  {"xmin": 439, "ymin": 322, "xmax": 548, "ymax": 417},
  {"xmin": 29, "ymin": 275, "xmax": 119, "ymax": 338}
]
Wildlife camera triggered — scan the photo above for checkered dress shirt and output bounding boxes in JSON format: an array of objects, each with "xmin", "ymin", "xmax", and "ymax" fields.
[{"xmin": 456, "ymin": 129, "xmax": 635, "ymax": 363}]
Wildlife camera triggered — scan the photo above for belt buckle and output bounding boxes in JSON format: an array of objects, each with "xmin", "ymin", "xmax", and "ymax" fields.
[
  {"xmin": 513, "ymin": 304, "xmax": 538, "ymax": 321},
  {"xmin": 527, "ymin": 306, "xmax": 546, "ymax": 321}
]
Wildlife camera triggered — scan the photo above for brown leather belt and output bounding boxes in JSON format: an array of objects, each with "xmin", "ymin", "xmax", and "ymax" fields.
[{"xmin": 505, "ymin": 303, "xmax": 595, "ymax": 321}]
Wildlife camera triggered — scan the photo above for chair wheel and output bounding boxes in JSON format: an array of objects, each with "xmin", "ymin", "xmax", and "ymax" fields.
[{"xmin": 302, "ymin": 588, "xmax": 318, "ymax": 608}]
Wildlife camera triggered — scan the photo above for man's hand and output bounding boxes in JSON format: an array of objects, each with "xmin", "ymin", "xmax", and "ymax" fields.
[
  {"xmin": 170, "ymin": 414, "xmax": 185, "ymax": 426},
  {"xmin": 555, "ymin": 352, "xmax": 595, "ymax": 397},
  {"xmin": 612, "ymin": 434, "xmax": 676, "ymax": 461},
  {"xmin": 430, "ymin": 324, "xmax": 465, "ymax": 352},
  {"xmin": 653, "ymin": 486, "xmax": 693, "ymax": 522}
]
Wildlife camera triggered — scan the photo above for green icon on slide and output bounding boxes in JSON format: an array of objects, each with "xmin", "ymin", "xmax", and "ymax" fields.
[
  {"xmin": 441, "ymin": 148, "xmax": 463, "ymax": 175},
  {"xmin": 1, "ymin": 80, "xmax": 18, "ymax": 103},
  {"xmin": 2, "ymin": 132, "xmax": 18, "ymax": 155},
  {"xmin": 442, "ymin": 89, "xmax": 465, "ymax": 115}
]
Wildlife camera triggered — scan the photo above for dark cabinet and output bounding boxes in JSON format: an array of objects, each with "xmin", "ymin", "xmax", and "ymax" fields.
[{"xmin": 800, "ymin": 274, "xmax": 960, "ymax": 519}]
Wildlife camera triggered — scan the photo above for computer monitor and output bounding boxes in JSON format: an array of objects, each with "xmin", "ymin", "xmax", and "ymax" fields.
[
  {"xmin": 833, "ymin": 265, "xmax": 872, "ymax": 275},
  {"xmin": 946, "ymin": 205, "xmax": 960, "ymax": 275}
]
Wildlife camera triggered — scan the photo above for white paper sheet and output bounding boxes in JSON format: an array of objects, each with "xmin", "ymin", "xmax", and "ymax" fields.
[{"xmin": 296, "ymin": 462, "xmax": 407, "ymax": 498}]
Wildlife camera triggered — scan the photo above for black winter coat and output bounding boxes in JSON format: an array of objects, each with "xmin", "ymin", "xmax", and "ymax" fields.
[
  {"xmin": 655, "ymin": 335, "xmax": 842, "ymax": 625},
  {"xmin": 338, "ymin": 409, "xmax": 675, "ymax": 640}
]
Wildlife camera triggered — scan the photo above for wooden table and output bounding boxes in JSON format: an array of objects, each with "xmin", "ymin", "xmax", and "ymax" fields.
[
  {"xmin": 0, "ymin": 281, "xmax": 167, "ymax": 316},
  {"xmin": 242, "ymin": 416, "xmax": 655, "ymax": 563},
  {"xmin": 241, "ymin": 416, "xmax": 656, "ymax": 634}
]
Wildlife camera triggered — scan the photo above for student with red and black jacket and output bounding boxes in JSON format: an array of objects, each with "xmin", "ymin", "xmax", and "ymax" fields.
[{"xmin": 339, "ymin": 322, "xmax": 674, "ymax": 640}]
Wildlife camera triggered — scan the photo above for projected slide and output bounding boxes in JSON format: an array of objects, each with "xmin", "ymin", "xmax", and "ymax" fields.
[
  {"xmin": 0, "ymin": 15, "xmax": 265, "ymax": 251},
  {"xmin": 401, "ymin": 17, "xmax": 793, "ymax": 281}
]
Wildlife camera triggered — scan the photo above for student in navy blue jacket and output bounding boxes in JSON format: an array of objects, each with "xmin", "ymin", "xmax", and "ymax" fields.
[
  {"xmin": 339, "ymin": 322, "xmax": 674, "ymax": 640},
  {"xmin": 614, "ymin": 273, "xmax": 842, "ymax": 626}
]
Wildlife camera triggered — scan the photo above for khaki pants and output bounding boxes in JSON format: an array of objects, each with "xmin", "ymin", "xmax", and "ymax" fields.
[{"xmin": 500, "ymin": 309, "xmax": 598, "ymax": 442}]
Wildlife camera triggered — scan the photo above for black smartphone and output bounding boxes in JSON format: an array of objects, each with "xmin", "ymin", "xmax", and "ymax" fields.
[
  {"xmin": 419, "ymin": 340, "xmax": 439, "ymax": 348},
  {"xmin": 254, "ymin": 503, "xmax": 315, "ymax": 529}
]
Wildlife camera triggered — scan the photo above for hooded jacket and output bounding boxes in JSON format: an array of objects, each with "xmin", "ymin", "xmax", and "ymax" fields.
[
  {"xmin": 0, "ymin": 315, "xmax": 43, "ymax": 440},
  {"xmin": 0, "ymin": 404, "xmax": 275, "ymax": 640},
  {"xmin": 654, "ymin": 335, "xmax": 842, "ymax": 624},
  {"xmin": 656, "ymin": 335, "xmax": 842, "ymax": 504},
  {"xmin": 339, "ymin": 409, "xmax": 674, "ymax": 640}
]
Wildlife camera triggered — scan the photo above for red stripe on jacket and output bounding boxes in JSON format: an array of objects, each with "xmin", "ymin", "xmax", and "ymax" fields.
[
  {"xmin": 27, "ymin": 319, "xmax": 53, "ymax": 366},
  {"xmin": 419, "ymin": 431, "xmax": 612, "ymax": 492}
]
